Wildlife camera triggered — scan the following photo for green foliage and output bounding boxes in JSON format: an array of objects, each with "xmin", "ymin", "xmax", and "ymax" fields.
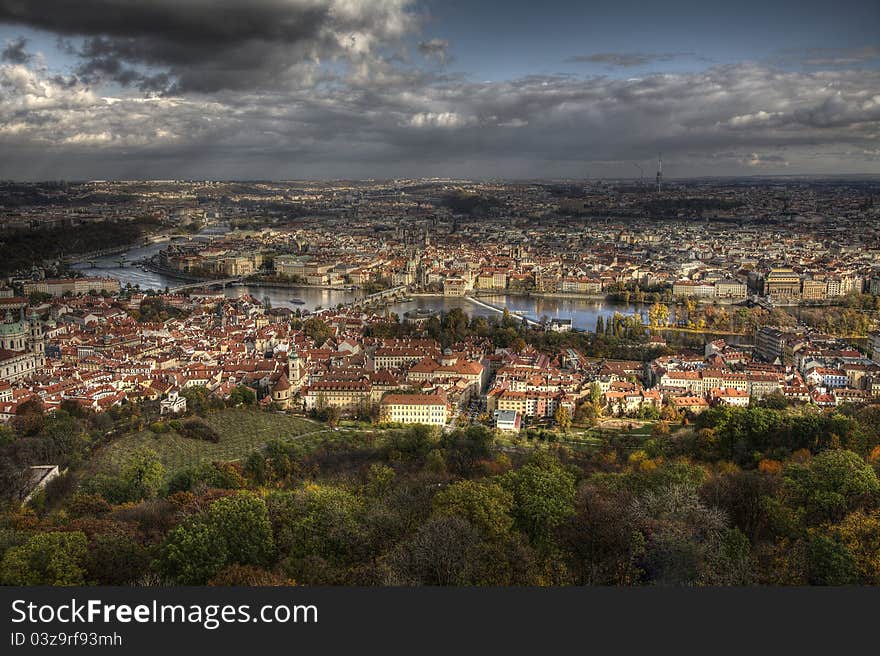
[
  {"xmin": 783, "ymin": 450, "xmax": 879, "ymax": 524},
  {"xmin": 387, "ymin": 424, "xmax": 439, "ymax": 462},
  {"xmin": 158, "ymin": 493, "xmax": 274, "ymax": 584},
  {"xmin": 84, "ymin": 447, "xmax": 165, "ymax": 503},
  {"xmin": 268, "ymin": 484, "xmax": 364, "ymax": 583},
  {"xmin": 502, "ymin": 452, "xmax": 576, "ymax": 547},
  {"xmin": 136, "ymin": 297, "xmax": 186, "ymax": 323},
  {"xmin": 807, "ymin": 533, "xmax": 858, "ymax": 585},
  {"xmin": 0, "ymin": 531, "xmax": 89, "ymax": 585},
  {"xmin": 433, "ymin": 480, "xmax": 514, "ymax": 539},
  {"xmin": 120, "ymin": 448, "xmax": 166, "ymax": 501},
  {"xmin": 440, "ymin": 425, "xmax": 494, "ymax": 475},
  {"xmin": 631, "ymin": 484, "xmax": 753, "ymax": 585},
  {"xmin": 178, "ymin": 418, "xmax": 221, "ymax": 443},
  {"xmin": 594, "ymin": 460, "xmax": 708, "ymax": 497},
  {"xmin": 696, "ymin": 406, "xmax": 868, "ymax": 463},
  {"xmin": 157, "ymin": 519, "xmax": 229, "ymax": 585},
  {"xmin": 11, "ymin": 397, "xmax": 880, "ymax": 587},
  {"xmin": 228, "ymin": 385, "xmax": 257, "ymax": 406},
  {"xmin": 269, "ymin": 485, "xmax": 363, "ymax": 561},
  {"xmin": 168, "ymin": 462, "xmax": 246, "ymax": 493},
  {"xmin": 0, "ymin": 220, "xmax": 148, "ymax": 276},
  {"xmin": 302, "ymin": 317, "xmax": 334, "ymax": 344}
]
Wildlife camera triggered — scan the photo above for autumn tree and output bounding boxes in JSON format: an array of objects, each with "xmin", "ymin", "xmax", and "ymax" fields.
[
  {"xmin": 826, "ymin": 510, "xmax": 880, "ymax": 584},
  {"xmin": 554, "ymin": 406, "xmax": 572, "ymax": 433},
  {"xmin": 647, "ymin": 302, "xmax": 669, "ymax": 328}
]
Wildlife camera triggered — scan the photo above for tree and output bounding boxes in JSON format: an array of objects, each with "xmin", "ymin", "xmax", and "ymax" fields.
[
  {"xmin": 157, "ymin": 519, "xmax": 229, "ymax": 585},
  {"xmin": 303, "ymin": 317, "xmax": 334, "ymax": 344},
  {"xmin": 441, "ymin": 307, "xmax": 470, "ymax": 343},
  {"xmin": 324, "ymin": 406, "xmax": 341, "ymax": 428},
  {"xmin": 648, "ymin": 302, "xmax": 669, "ymax": 328},
  {"xmin": 205, "ymin": 493, "xmax": 275, "ymax": 567},
  {"xmin": 364, "ymin": 463, "xmax": 396, "ymax": 498},
  {"xmin": 389, "ymin": 424, "xmax": 439, "ymax": 461},
  {"xmin": 158, "ymin": 493, "xmax": 274, "ymax": 584},
  {"xmin": 432, "ymin": 480, "xmax": 515, "ymax": 539},
  {"xmin": 387, "ymin": 516, "xmax": 484, "ymax": 585},
  {"xmin": 85, "ymin": 529, "xmax": 152, "ymax": 585},
  {"xmin": 631, "ymin": 484, "xmax": 753, "ymax": 585},
  {"xmin": 229, "ymin": 385, "xmax": 256, "ymax": 406},
  {"xmin": 554, "ymin": 406, "xmax": 572, "ymax": 433},
  {"xmin": 502, "ymin": 452, "xmax": 576, "ymax": 548},
  {"xmin": 574, "ymin": 401, "xmax": 599, "ymax": 427},
  {"xmin": 41, "ymin": 410, "xmax": 89, "ymax": 465},
  {"xmin": 12, "ymin": 397, "xmax": 45, "ymax": 436},
  {"xmin": 652, "ymin": 420, "xmax": 671, "ymax": 438},
  {"xmin": 589, "ymin": 382, "xmax": 602, "ymax": 406},
  {"xmin": 268, "ymin": 484, "xmax": 364, "ymax": 581},
  {"xmin": 827, "ymin": 510, "xmax": 880, "ymax": 584},
  {"xmin": 807, "ymin": 533, "xmax": 858, "ymax": 585},
  {"xmin": 0, "ymin": 531, "xmax": 89, "ymax": 586},
  {"xmin": 784, "ymin": 450, "xmax": 879, "ymax": 523},
  {"xmin": 560, "ymin": 484, "xmax": 646, "ymax": 585},
  {"xmin": 120, "ymin": 448, "xmax": 166, "ymax": 502},
  {"xmin": 180, "ymin": 386, "xmax": 211, "ymax": 415},
  {"xmin": 441, "ymin": 425, "xmax": 494, "ymax": 476}
]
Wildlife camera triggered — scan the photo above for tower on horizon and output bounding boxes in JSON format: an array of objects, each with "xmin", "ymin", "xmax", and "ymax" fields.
[{"xmin": 656, "ymin": 153, "xmax": 663, "ymax": 193}]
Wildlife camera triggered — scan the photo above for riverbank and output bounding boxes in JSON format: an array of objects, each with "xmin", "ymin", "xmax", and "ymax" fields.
[{"xmin": 61, "ymin": 239, "xmax": 159, "ymax": 264}]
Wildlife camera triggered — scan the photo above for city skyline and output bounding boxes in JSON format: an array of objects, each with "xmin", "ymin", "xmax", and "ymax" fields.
[{"xmin": 0, "ymin": 0, "xmax": 879, "ymax": 180}]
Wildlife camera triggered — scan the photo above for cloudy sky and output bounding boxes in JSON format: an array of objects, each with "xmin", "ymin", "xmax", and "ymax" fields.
[{"xmin": 0, "ymin": 0, "xmax": 878, "ymax": 180}]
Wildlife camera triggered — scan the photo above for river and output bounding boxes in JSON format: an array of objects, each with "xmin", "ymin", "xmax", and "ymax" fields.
[{"xmin": 71, "ymin": 235, "xmax": 677, "ymax": 332}]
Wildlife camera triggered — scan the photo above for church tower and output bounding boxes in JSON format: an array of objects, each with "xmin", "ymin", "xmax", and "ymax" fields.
[
  {"xmin": 288, "ymin": 345, "xmax": 304, "ymax": 390},
  {"xmin": 27, "ymin": 311, "xmax": 45, "ymax": 368}
]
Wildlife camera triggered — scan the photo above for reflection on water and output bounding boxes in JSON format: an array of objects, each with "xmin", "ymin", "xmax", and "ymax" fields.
[
  {"xmin": 70, "ymin": 234, "xmax": 361, "ymax": 312},
  {"xmin": 385, "ymin": 295, "xmax": 652, "ymax": 332},
  {"xmin": 72, "ymin": 236, "xmax": 678, "ymax": 329}
]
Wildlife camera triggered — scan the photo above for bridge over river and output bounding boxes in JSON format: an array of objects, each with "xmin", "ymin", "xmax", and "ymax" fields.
[
  {"xmin": 464, "ymin": 295, "xmax": 542, "ymax": 327},
  {"xmin": 167, "ymin": 278, "xmax": 243, "ymax": 293}
]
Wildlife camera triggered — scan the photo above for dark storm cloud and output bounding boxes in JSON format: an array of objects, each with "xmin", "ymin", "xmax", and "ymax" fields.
[
  {"xmin": 0, "ymin": 0, "xmax": 416, "ymax": 92},
  {"xmin": 1, "ymin": 36, "xmax": 30, "ymax": 63},
  {"xmin": 0, "ymin": 2, "xmax": 878, "ymax": 180},
  {"xmin": 565, "ymin": 52, "xmax": 691, "ymax": 67}
]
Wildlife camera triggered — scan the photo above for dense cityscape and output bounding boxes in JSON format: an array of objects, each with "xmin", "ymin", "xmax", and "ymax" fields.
[
  {"xmin": 1, "ymin": 177, "xmax": 880, "ymax": 586},
  {"xmin": 1, "ymin": 0, "xmax": 879, "ymax": 598}
]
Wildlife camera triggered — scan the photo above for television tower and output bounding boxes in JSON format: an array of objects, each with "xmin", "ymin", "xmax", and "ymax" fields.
[{"xmin": 656, "ymin": 153, "xmax": 663, "ymax": 193}]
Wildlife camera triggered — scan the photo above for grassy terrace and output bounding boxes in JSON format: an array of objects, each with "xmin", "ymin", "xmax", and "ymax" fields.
[
  {"xmin": 88, "ymin": 408, "xmax": 322, "ymax": 479},
  {"xmin": 86, "ymin": 408, "xmax": 670, "ymax": 480}
]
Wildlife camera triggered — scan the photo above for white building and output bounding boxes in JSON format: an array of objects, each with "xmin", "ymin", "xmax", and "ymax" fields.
[{"xmin": 160, "ymin": 390, "xmax": 187, "ymax": 415}]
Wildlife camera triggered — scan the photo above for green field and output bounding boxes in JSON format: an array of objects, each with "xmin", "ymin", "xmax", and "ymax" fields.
[{"xmin": 88, "ymin": 409, "xmax": 323, "ymax": 479}]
